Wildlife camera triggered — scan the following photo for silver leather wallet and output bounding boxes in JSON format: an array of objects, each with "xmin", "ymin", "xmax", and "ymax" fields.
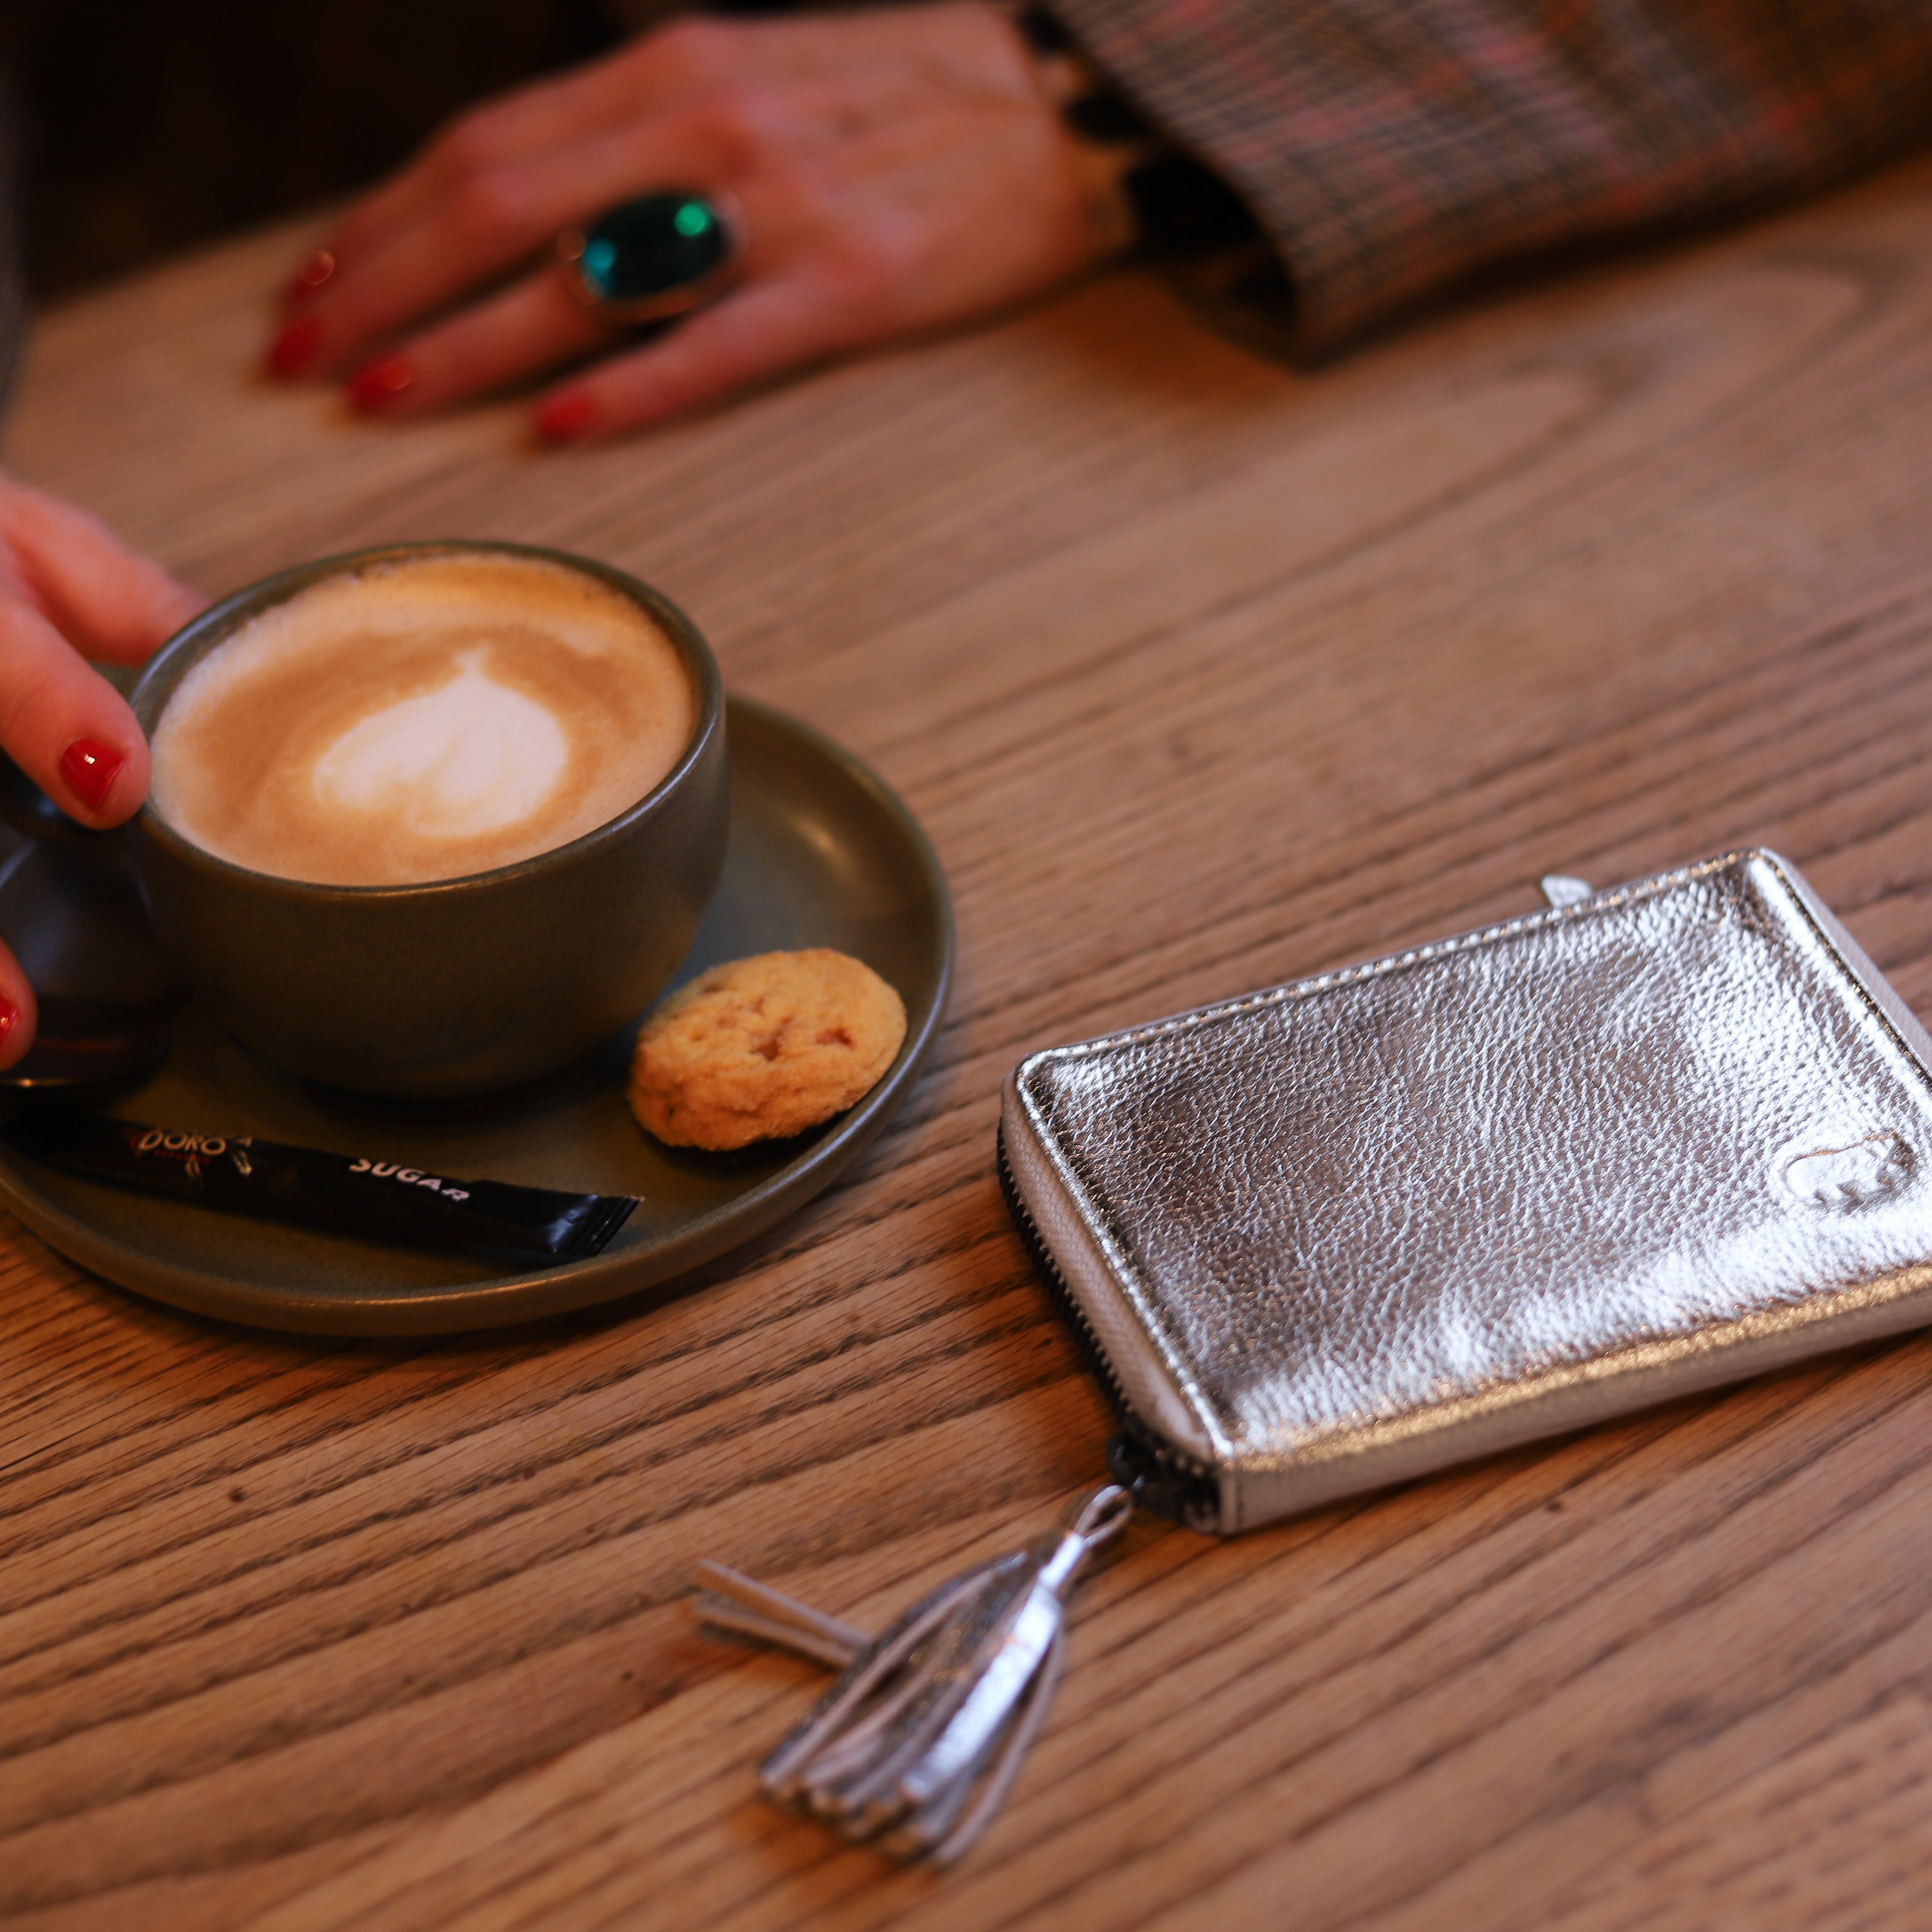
[{"xmin": 1001, "ymin": 850, "xmax": 1932, "ymax": 1533}]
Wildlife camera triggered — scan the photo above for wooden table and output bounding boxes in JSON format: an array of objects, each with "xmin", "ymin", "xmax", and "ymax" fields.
[{"xmin": 8, "ymin": 155, "xmax": 1932, "ymax": 1931}]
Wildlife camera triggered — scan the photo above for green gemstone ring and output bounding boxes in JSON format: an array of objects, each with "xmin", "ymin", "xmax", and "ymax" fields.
[{"xmin": 556, "ymin": 191, "xmax": 741, "ymax": 325}]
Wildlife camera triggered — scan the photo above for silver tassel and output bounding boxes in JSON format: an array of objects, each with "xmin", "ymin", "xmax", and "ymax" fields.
[{"xmin": 694, "ymin": 1484, "xmax": 1133, "ymax": 1865}]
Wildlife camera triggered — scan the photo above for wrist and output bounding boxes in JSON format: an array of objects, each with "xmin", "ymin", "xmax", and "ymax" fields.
[{"xmin": 1012, "ymin": 2, "xmax": 1260, "ymax": 258}]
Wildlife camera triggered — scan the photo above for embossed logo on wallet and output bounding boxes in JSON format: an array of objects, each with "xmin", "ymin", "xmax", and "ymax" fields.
[{"xmin": 1782, "ymin": 1133, "xmax": 1913, "ymax": 1210}]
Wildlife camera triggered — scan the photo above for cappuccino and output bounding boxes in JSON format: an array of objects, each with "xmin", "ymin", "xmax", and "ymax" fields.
[{"xmin": 149, "ymin": 553, "xmax": 696, "ymax": 886}]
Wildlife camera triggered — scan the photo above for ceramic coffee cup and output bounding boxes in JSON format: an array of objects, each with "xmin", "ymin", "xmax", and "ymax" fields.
[{"xmin": 116, "ymin": 540, "xmax": 727, "ymax": 1098}]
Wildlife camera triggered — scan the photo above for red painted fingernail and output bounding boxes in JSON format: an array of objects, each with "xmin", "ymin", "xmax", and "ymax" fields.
[
  {"xmin": 60, "ymin": 737, "xmax": 127, "ymax": 814},
  {"xmin": 267, "ymin": 315, "xmax": 325, "ymax": 378},
  {"xmin": 284, "ymin": 248, "xmax": 336, "ymax": 305},
  {"xmin": 536, "ymin": 392, "xmax": 598, "ymax": 443},
  {"xmin": 348, "ymin": 353, "xmax": 417, "ymax": 413},
  {"xmin": 0, "ymin": 993, "xmax": 17, "ymax": 1046}
]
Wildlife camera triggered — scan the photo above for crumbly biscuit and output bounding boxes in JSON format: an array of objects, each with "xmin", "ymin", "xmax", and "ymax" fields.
[{"xmin": 629, "ymin": 949, "xmax": 907, "ymax": 1150}]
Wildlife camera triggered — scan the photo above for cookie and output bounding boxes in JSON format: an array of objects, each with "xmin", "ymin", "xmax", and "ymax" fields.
[{"xmin": 629, "ymin": 948, "xmax": 908, "ymax": 1150}]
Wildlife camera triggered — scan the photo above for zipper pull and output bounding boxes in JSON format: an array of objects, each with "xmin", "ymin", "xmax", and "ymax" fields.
[{"xmin": 693, "ymin": 1484, "xmax": 1133, "ymax": 1864}]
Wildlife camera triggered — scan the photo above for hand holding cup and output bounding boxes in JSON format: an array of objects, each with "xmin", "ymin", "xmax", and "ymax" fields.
[{"xmin": 0, "ymin": 476, "xmax": 205, "ymax": 1068}]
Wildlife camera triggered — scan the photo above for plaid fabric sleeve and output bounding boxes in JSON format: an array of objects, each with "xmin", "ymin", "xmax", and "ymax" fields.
[{"xmin": 1047, "ymin": 0, "xmax": 1932, "ymax": 352}]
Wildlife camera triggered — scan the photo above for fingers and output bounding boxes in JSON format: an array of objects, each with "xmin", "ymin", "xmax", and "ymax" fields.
[
  {"xmin": 271, "ymin": 18, "xmax": 761, "ymax": 378},
  {"xmin": 345, "ymin": 272, "xmax": 609, "ymax": 419},
  {"xmin": 534, "ymin": 272, "xmax": 854, "ymax": 441},
  {"xmin": 0, "ymin": 480, "xmax": 205, "ymax": 664},
  {"xmin": 0, "ymin": 943, "xmax": 35, "ymax": 1074},
  {"xmin": 320, "ymin": 75, "xmax": 629, "ymax": 274},
  {"xmin": 0, "ymin": 593, "xmax": 151, "ymax": 827},
  {"xmin": 299, "ymin": 85, "xmax": 621, "ymax": 302},
  {"xmin": 0, "ymin": 484, "xmax": 176, "ymax": 1068},
  {"xmin": 313, "ymin": 23, "xmax": 741, "ymax": 285},
  {"xmin": 0, "ymin": 482, "xmax": 191, "ymax": 1065},
  {"xmin": 322, "ymin": 76, "xmax": 816, "ymax": 404},
  {"xmin": 276, "ymin": 103, "xmax": 747, "ymax": 380}
]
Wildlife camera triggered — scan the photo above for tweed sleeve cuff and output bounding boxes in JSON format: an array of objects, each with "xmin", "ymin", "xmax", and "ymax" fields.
[{"xmin": 1046, "ymin": 0, "xmax": 1932, "ymax": 355}]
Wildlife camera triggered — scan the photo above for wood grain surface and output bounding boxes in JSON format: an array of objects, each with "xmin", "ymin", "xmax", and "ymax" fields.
[{"xmin": 7, "ymin": 154, "xmax": 1932, "ymax": 1931}]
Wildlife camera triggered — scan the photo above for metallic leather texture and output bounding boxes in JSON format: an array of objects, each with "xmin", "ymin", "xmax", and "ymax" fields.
[{"xmin": 1003, "ymin": 851, "xmax": 1932, "ymax": 1532}]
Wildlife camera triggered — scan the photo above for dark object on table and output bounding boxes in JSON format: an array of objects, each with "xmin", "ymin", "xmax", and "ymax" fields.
[
  {"xmin": 0, "ymin": 749, "xmax": 187, "ymax": 1091},
  {"xmin": 12, "ymin": 1109, "xmax": 639, "ymax": 1259}
]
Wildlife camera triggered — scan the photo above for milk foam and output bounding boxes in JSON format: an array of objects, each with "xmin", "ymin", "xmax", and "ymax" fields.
[
  {"xmin": 150, "ymin": 554, "xmax": 696, "ymax": 886},
  {"xmin": 311, "ymin": 650, "xmax": 569, "ymax": 837}
]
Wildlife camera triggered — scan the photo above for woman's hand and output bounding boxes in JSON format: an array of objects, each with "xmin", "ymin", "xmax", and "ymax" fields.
[
  {"xmin": 0, "ymin": 477, "xmax": 205, "ymax": 1068},
  {"xmin": 265, "ymin": 2, "xmax": 1128, "ymax": 442}
]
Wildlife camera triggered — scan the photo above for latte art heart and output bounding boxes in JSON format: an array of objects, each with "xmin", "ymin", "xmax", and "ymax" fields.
[
  {"xmin": 150, "ymin": 554, "xmax": 694, "ymax": 886},
  {"xmin": 310, "ymin": 650, "xmax": 570, "ymax": 839}
]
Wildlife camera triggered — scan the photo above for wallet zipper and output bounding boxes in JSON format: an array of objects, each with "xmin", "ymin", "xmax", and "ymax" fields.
[{"xmin": 996, "ymin": 1129, "xmax": 1221, "ymax": 1531}]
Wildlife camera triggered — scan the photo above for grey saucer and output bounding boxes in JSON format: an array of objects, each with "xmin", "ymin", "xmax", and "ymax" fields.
[{"xmin": 0, "ymin": 699, "xmax": 951, "ymax": 1334}]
